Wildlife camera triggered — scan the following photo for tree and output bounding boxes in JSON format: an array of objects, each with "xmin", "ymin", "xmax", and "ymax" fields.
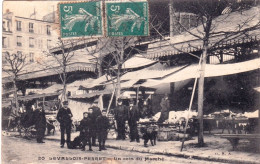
[
  {"xmin": 37, "ymin": 38, "xmax": 76, "ymax": 102},
  {"xmin": 2, "ymin": 52, "xmax": 27, "ymax": 114},
  {"xmin": 166, "ymin": 0, "xmax": 260, "ymax": 146},
  {"xmin": 86, "ymin": 37, "xmax": 137, "ymax": 105}
]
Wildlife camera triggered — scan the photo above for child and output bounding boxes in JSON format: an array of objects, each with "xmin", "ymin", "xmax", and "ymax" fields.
[
  {"xmin": 96, "ymin": 110, "xmax": 110, "ymax": 151},
  {"xmin": 67, "ymin": 113, "xmax": 88, "ymax": 149},
  {"xmin": 80, "ymin": 112, "xmax": 93, "ymax": 151}
]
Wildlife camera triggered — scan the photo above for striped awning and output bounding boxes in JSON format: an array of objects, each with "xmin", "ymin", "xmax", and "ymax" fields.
[
  {"xmin": 144, "ymin": 6, "xmax": 260, "ymax": 59},
  {"xmin": 3, "ymin": 92, "xmax": 61, "ymax": 101},
  {"xmin": 2, "ymin": 62, "xmax": 96, "ymax": 84}
]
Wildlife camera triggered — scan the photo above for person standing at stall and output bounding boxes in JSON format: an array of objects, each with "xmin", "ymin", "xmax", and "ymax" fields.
[
  {"xmin": 127, "ymin": 99, "xmax": 140, "ymax": 142},
  {"xmin": 89, "ymin": 100, "xmax": 101, "ymax": 146},
  {"xmin": 114, "ymin": 98, "xmax": 128, "ymax": 140},
  {"xmin": 33, "ymin": 106, "xmax": 46, "ymax": 143},
  {"xmin": 140, "ymin": 99, "xmax": 153, "ymax": 119},
  {"xmin": 96, "ymin": 110, "xmax": 110, "ymax": 151},
  {"xmin": 158, "ymin": 94, "xmax": 170, "ymax": 123},
  {"xmin": 57, "ymin": 101, "xmax": 73, "ymax": 148}
]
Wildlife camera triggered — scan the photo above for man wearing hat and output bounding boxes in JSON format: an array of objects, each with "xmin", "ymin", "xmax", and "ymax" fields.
[
  {"xmin": 33, "ymin": 106, "xmax": 46, "ymax": 143},
  {"xmin": 57, "ymin": 101, "xmax": 73, "ymax": 148},
  {"xmin": 96, "ymin": 110, "xmax": 110, "ymax": 151},
  {"xmin": 113, "ymin": 98, "xmax": 128, "ymax": 140},
  {"xmin": 127, "ymin": 99, "xmax": 140, "ymax": 142},
  {"xmin": 89, "ymin": 100, "xmax": 101, "ymax": 146}
]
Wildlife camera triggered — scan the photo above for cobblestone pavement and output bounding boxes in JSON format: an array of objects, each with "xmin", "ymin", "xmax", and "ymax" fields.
[{"xmin": 1, "ymin": 136, "xmax": 223, "ymax": 164}]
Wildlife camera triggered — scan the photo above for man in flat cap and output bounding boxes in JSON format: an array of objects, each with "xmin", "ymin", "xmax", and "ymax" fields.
[
  {"xmin": 57, "ymin": 101, "xmax": 73, "ymax": 148},
  {"xmin": 113, "ymin": 98, "xmax": 128, "ymax": 140},
  {"xmin": 96, "ymin": 110, "xmax": 110, "ymax": 151}
]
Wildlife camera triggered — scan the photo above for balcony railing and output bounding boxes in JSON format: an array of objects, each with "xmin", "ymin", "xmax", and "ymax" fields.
[
  {"xmin": 29, "ymin": 29, "xmax": 34, "ymax": 33},
  {"xmin": 29, "ymin": 45, "xmax": 34, "ymax": 48},
  {"xmin": 17, "ymin": 28, "xmax": 22, "ymax": 31},
  {"xmin": 17, "ymin": 42, "xmax": 22, "ymax": 46}
]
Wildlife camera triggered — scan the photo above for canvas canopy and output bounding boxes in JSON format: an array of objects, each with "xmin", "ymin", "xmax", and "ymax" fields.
[
  {"xmin": 69, "ymin": 89, "xmax": 113, "ymax": 99},
  {"xmin": 139, "ymin": 58, "xmax": 260, "ymax": 87},
  {"xmin": 120, "ymin": 55, "xmax": 157, "ymax": 69}
]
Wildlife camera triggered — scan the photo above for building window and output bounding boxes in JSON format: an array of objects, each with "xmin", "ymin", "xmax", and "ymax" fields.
[
  {"xmin": 2, "ymin": 20, "xmax": 11, "ymax": 32},
  {"xmin": 7, "ymin": 21, "xmax": 10, "ymax": 31},
  {"xmin": 2, "ymin": 37, "xmax": 7, "ymax": 48},
  {"xmin": 29, "ymin": 37, "xmax": 34, "ymax": 48},
  {"xmin": 16, "ymin": 21, "xmax": 22, "ymax": 31},
  {"xmin": 29, "ymin": 53, "xmax": 34, "ymax": 62},
  {"xmin": 3, "ymin": 21, "xmax": 6, "ymax": 31},
  {"xmin": 47, "ymin": 25, "xmax": 51, "ymax": 35},
  {"xmin": 47, "ymin": 39, "xmax": 52, "ymax": 49},
  {"xmin": 17, "ymin": 36, "xmax": 22, "ymax": 46},
  {"xmin": 29, "ymin": 23, "xmax": 34, "ymax": 33}
]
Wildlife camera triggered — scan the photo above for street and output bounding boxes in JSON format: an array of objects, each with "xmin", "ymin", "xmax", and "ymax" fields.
[{"xmin": 1, "ymin": 136, "xmax": 223, "ymax": 164}]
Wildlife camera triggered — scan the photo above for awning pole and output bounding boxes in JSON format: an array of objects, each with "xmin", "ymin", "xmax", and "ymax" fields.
[
  {"xmin": 106, "ymin": 88, "xmax": 116, "ymax": 116},
  {"xmin": 36, "ymin": 100, "xmax": 39, "ymax": 108},
  {"xmin": 43, "ymin": 97, "xmax": 45, "ymax": 110},
  {"xmin": 136, "ymin": 86, "xmax": 140, "ymax": 105},
  {"xmin": 180, "ymin": 56, "xmax": 202, "ymax": 152}
]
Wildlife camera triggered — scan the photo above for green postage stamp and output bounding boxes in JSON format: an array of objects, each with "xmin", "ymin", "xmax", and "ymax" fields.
[
  {"xmin": 58, "ymin": 1, "xmax": 103, "ymax": 38},
  {"xmin": 58, "ymin": 1, "xmax": 149, "ymax": 38},
  {"xmin": 106, "ymin": 1, "xmax": 149, "ymax": 37}
]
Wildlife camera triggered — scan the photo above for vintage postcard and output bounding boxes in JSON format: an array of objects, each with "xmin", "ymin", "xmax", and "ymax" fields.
[{"xmin": 1, "ymin": 0, "xmax": 260, "ymax": 164}]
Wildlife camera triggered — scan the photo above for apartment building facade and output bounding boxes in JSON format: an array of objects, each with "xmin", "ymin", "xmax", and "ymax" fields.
[{"xmin": 2, "ymin": 10, "xmax": 59, "ymax": 65}]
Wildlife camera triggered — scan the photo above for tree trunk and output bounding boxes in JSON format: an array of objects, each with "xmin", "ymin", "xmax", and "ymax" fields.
[
  {"xmin": 169, "ymin": 0, "xmax": 174, "ymax": 38},
  {"xmin": 116, "ymin": 64, "xmax": 121, "ymax": 106},
  {"xmin": 169, "ymin": 0, "xmax": 180, "ymax": 39},
  {"xmin": 98, "ymin": 54, "xmax": 103, "ymax": 110},
  {"xmin": 115, "ymin": 38, "xmax": 124, "ymax": 105},
  {"xmin": 13, "ymin": 79, "xmax": 19, "ymax": 115},
  {"xmin": 62, "ymin": 68, "xmax": 67, "ymax": 102},
  {"xmin": 197, "ymin": 43, "xmax": 208, "ymax": 147}
]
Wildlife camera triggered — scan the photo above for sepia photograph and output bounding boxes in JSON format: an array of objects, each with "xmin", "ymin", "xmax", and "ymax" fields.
[{"xmin": 1, "ymin": 0, "xmax": 260, "ymax": 163}]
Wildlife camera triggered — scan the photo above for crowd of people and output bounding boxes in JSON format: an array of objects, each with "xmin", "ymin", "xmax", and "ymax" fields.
[
  {"xmin": 56, "ymin": 100, "xmax": 110, "ymax": 151},
  {"xmin": 56, "ymin": 98, "xmax": 147, "ymax": 151},
  {"xmin": 11, "ymin": 94, "xmax": 171, "ymax": 151},
  {"xmin": 55, "ymin": 95, "xmax": 167, "ymax": 151}
]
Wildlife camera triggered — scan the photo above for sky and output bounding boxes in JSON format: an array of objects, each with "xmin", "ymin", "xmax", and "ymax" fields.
[{"xmin": 3, "ymin": 1, "xmax": 59, "ymax": 19}]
